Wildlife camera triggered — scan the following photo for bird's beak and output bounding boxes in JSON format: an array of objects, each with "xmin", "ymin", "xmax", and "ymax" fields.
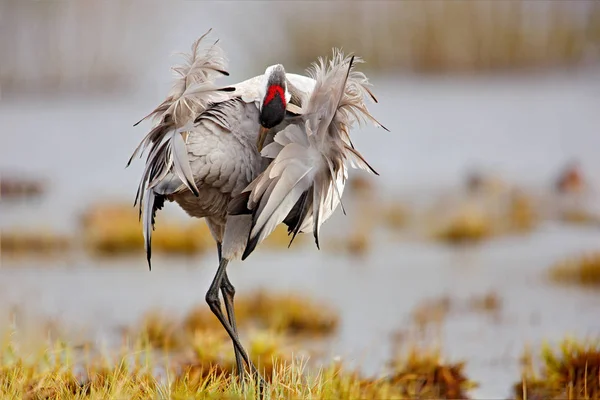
[{"xmin": 257, "ymin": 126, "xmax": 269, "ymax": 153}]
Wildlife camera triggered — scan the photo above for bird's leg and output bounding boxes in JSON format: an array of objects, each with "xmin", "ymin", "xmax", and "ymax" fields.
[
  {"xmin": 216, "ymin": 243, "xmax": 245, "ymax": 379},
  {"xmin": 221, "ymin": 273, "xmax": 246, "ymax": 379},
  {"xmin": 205, "ymin": 257, "xmax": 266, "ymax": 391}
]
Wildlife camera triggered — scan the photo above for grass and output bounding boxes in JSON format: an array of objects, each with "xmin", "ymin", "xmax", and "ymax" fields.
[
  {"xmin": 388, "ymin": 345, "xmax": 476, "ymax": 399},
  {"xmin": 514, "ymin": 337, "xmax": 600, "ymax": 400},
  {"xmin": 5, "ymin": 334, "xmax": 599, "ymax": 399},
  {"xmin": 0, "ymin": 287, "xmax": 478, "ymax": 399},
  {"xmin": 135, "ymin": 290, "xmax": 340, "ymax": 353},
  {"xmin": 0, "ymin": 327, "xmax": 476, "ymax": 400},
  {"xmin": 0, "ymin": 229, "xmax": 72, "ymax": 258},
  {"xmin": 80, "ymin": 203, "xmax": 214, "ymax": 257},
  {"xmin": 431, "ymin": 204, "xmax": 493, "ymax": 244},
  {"xmin": 560, "ymin": 208, "xmax": 600, "ymax": 227},
  {"xmin": 548, "ymin": 251, "xmax": 600, "ymax": 288}
]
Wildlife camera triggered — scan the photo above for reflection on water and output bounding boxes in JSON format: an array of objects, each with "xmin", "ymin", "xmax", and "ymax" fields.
[{"xmin": 1, "ymin": 70, "xmax": 600, "ymax": 397}]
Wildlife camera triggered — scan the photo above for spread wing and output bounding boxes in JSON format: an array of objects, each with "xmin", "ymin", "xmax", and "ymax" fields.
[
  {"xmin": 231, "ymin": 50, "xmax": 387, "ymax": 260},
  {"xmin": 127, "ymin": 30, "xmax": 258, "ymax": 269}
]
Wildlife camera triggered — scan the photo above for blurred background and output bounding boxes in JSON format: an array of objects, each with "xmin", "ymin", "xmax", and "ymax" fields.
[{"xmin": 1, "ymin": 1, "xmax": 600, "ymax": 398}]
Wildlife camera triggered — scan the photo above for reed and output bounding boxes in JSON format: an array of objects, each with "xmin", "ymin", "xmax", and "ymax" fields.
[{"xmin": 281, "ymin": 1, "xmax": 600, "ymax": 73}]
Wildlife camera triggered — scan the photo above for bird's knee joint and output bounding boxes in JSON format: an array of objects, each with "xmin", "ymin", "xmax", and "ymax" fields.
[
  {"xmin": 222, "ymin": 282, "xmax": 236, "ymax": 297},
  {"xmin": 205, "ymin": 291, "xmax": 221, "ymax": 309}
]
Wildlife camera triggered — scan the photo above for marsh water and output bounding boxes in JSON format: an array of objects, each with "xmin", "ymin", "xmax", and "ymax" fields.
[{"xmin": 2, "ymin": 67, "xmax": 600, "ymax": 398}]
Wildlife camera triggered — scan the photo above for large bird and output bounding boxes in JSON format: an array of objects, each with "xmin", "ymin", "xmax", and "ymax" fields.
[{"xmin": 127, "ymin": 29, "xmax": 386, "ymax": 386}]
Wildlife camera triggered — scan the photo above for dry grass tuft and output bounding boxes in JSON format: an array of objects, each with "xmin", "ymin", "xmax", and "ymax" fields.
[
  {"xmin": 432, "ymin": 205, "xmax": 493, "ymax": 244},
  {"xmin": 247, "ymin": 290, "xmax": 339, "ymax": 336},
  {"xmin": 0, "ymin": 229, "xmax": 72, "ymax": 258},
  {"xmin": 507, "ymin": 190, "xmax": 538, "ymax": 233},
  {"xmin": 80, "ymin": 203, "xmax": 213, "ymax": 257},
  {"xmin": 135, "ymin": 290, "xmax": 339, "ymax": 352},
  {"xmin": 0, "ymin": 175, "xmax": 46, "ymax": 200},
  {"xmin": 381, "ymin": 203, "xmax": 410, "ymax": 231},
  {"xmin": 347, "ymin": 175, "xmax": 375, "ymax": 197},
  {"xmin": 548, "ymin": 251, "xmax": 600, "ymax": 288},
  {"xmin": 0, "ymin": 333, "xmax": 473, "ymax": 399},
  {"xmin": 466, "ymin": 291, "xmax": 502, "ymax": 314},
  {"xmin": 388, "ymin": 344, "xmax": 477, "ymax": 399},
  {"xmin": 559, "ymin": 208, "xmax": 600, "ymax": 226},
  {"xmin": 137, "ymin": 310, "xmax": 186, "ymax": 351},
  {"xmin": 412, "ymin": 296, "xmax": 453, "ymax": 333},
  {"xmin": 514, "ymin": 337, "xmax": 600, "ymax": 400}
]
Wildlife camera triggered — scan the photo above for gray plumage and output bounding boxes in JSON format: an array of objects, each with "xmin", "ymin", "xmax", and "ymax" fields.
[
  {"xmin": 237, "ymin": 51, "xmax": 385, "ymax": 259},
  {"xmin": 128, "ymin": 31, "xmax": 385, "ymax": 270}
]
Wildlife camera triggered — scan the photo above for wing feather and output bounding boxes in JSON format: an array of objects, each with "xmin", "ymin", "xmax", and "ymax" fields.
[
  {"xmin": 127, "ymin": 30, "xmax": 237, "ymax": 269},
  {"xmin": 233, "ymin": 49, "xmax": 386, "ymax": 260}
]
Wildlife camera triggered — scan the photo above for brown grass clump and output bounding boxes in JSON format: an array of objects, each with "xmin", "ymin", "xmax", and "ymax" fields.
[
  {"xmin": 345, "ymin": 230, "xmax": 371, "ymax": 257},
  {"xmin": 0, "ymin": 175, "xmax": 46, "ymax": 200},
  {"xmin": 412, "ymin": 296, "xmax": 453, "ymax": 333},
  {"xmin": 466, "ymin": 291, "xmax": 502, "ymax": 314},
  {"xmin": 507, "ymin": 190, "xmax": 537, "ymax": 233},
  {"xmin": 247, "ymin": 290, "xmax": 339, "ymax": 337},
  {"xmin": 433, "ymin": 205, "xmax": 492, "ymax": 244},
  {"xmin": 80, "ymin": 203, "xmax": 212, "ymax": 257},
  {"xmin": 137, "ymin": 291, "xmax": 339, "ymax": 352},
  {"xmin": 0, "ymin": 229, "xmax": 72, "ymax": 257},
  {"xmin": 381, "ymin": 203, "xmax": 410, "ymax": 231},
  {"xmin": 388, "ymin": 345, "xmax": 477, "ymax": 399},
  {"xmin": 347, "ymin": 175, "xmax": 375, "ymax": 198},
  {"xmin": 182, "ymin": 306, "xmax": 229, "ymax": 336},
  {"xmin": 514, "ymin": 338, "xmax": 600, "ymax": 400},
  {"xmin": 560, "ymin": 208, "xmax": 600, "ymax": 226},
  {"xmin": 323, "ymin": 215, "xmax": 373, "ymax": 258},
  {"xmin": 548, "ymin": 251, "xmax": 600, "ymax": 288},
  {"xmin": 555, "ymin": 161, "xmax": 587, "ymax": 195},
  {"xmin": 137, "ymin": 310, "xmax": 186, "ymax": 351}
]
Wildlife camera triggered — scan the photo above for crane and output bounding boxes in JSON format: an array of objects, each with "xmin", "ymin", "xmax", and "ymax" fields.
[{"xmin": 127, "ymin": 28, "xmax": 386, "ymax": 387}]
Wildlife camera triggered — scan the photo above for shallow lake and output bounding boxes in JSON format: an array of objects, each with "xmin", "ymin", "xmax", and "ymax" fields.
[{"xmin": 1, "ymin": 66, "xmax": 600, "ymax": 398}]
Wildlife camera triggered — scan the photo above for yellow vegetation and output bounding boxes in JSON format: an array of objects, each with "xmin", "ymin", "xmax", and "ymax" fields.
[
  {"xmin": 80, "ymin": 203, "xmax": 213, "ymax": 256},
  {"xmin": 143, "ymin": 290, "xmax": 339, "ymax": 351},
  {"xmin": 246, "ymin": 290, "xmax": 339, "ymax": 336},
  {"xmin": 433, "ymin": 205, "xmax": 492, "ymax": 244},
  {"xmin": 507, "ymin": 190, "xmax": 537, "ymax": 232},
  {"xmin": 0, "ymin": 229, "xmax": 71, "ymax": 257},
  {"xmin": 0, "ymin": 328, "xmax": 479, "ymax": 400},
  {"xmin": 514, "ymin": 337, "xmax": 600, "ymax": 400},
  {"xmin": 560, "ymin": 208, "xmax": 600, "ymax": 226},
  {"xmin": 388, "ymin": 344, "xmax": 477, "ymax": 399},
  {"xmin": 381, "ymin": 203, "xmax": 409, "ymax": 231},
  {"xmin": 548, "ymin": 251, "xmax": 600, "ymax": 288}
]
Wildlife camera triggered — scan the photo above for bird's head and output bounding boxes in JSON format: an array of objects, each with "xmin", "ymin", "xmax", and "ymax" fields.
[{"xmin": 257, "ymin": 64, "xmax": 290, "ymax": 152}]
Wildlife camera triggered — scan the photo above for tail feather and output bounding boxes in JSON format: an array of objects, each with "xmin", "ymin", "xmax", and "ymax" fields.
[
  {"xmin": 142, "ymin": 191, "xmax": 165, "ymax": 271},
  {"xmin": 234, "ymin": 49, "xmax": 385, "ymax": 260}
]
